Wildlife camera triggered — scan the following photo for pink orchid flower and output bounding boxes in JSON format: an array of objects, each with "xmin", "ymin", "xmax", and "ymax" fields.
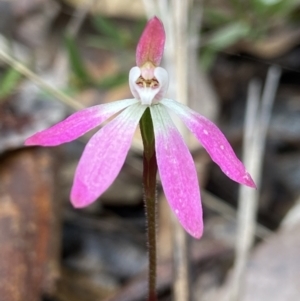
[{"xmin": 25, "ymin": 17, "xmax": 255, "ymax": 238}]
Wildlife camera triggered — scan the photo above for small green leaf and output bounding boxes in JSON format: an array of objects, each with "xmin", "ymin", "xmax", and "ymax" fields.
[
  {"xmin": 92, "ymin": 16, "xmax": 123, "ymax": 44},
  {"xmin": 200, "ymin": 49, "xmax": 218, "ymax": 71},
  {"xmin": 0, "ymin": 67, "xmax": 22, "ymax": 99},
  {"xmin": 205, "ymin": 22, "xmax": 251, "ymax": 50},
  {"xmin": 87, "ymin": 36, "xmax": 123, "ymax": 50},
  {"xmin": 251, "ymin": 0, "xmax": 298, "ymax": 16},
  {"xmin": 203, "ymin": 8, "xmax": 233, "ymax": 26},
  {"xmin": 96, "ymin": 72, "xmax": 128, "ymax": 89},
  {"xmin": 64, "ymin": 34, "xmax": 93, "ymax": 87}
]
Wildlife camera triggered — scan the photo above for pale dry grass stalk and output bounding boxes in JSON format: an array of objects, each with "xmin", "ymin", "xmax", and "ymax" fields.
[
  {"xmin": 229, "ymin": 66, "xmax": 281, "ymax": 301},
  {"xmin": 170, "ymin": 1, "xmax": 190, "ymax": 301},
  {"xmin": 0, "ymin": 48, "xmax": 83, "ymax": 110},
  {"xmin": 66, "ymin": 0, "xmax": 97, "ymax": 38},
  {"xmin": 141, "ymin": 0, "xmax": 156, "ymax": 19},
  {"xmin": 228, "ymin": 79, "xmax": 261, "ymax": 301}
]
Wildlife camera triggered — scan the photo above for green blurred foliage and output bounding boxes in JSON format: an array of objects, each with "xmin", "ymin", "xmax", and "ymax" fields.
[
  {"xmin": 65, "ymin": 33, "xmax": 93, "ymax": 88},
  {"xmin": 0, "ymin": 67, "xmax": 22, "ymax": 100},
  {"xmin": 201, "ymin": 0, "xmax": 300, "ymax": 69},
  {"xmin": 89, "ymin": 15, "xmax": 146, "ymax": 50},
  {"xmin": 64, "ymin": 16, "xmax": 146, "ymax": 92}
]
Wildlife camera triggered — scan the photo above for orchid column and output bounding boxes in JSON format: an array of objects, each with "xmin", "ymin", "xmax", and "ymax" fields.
[{"xmin": 25, "ymin": 17, "xmax": 255, "ymax": 300}]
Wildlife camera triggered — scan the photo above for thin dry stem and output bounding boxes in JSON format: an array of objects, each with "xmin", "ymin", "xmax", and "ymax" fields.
[
  {"xmin": 229, "ymin": 66, "xmax": 281, "ymax": 301},
  {"xmin": 0, "ymin": 49, "xmax": 83, "ymax": 111},
  {"xmin": 141, "ymin": 0, "xmax": 157, "ymax": 19},
  {"xmin": 66, "ymin": 0, "xmax": 96, "ymax": 38},
  {"xmin": 170, "ymin": 1, "xmax": 190, "ymax": 301},
  {"xmin": 229, "ymin": 79, "xmax": 261, "ymax": 301},
  {"xmin": 172, "ymin": 0, "xmax": 188, "ymax": 106}
]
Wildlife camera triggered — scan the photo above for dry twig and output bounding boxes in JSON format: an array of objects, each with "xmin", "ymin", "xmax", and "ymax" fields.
[
  {"xmin": 228, "ymin": 66, "xmax": 281, "ymax": 301},
  {"xmin": 66, "ymin": 0, "xmax": 97, "ymax": 38},
  {"xmin": 0, "ymin": 48, "xmax": 83, "ymax": 110}
]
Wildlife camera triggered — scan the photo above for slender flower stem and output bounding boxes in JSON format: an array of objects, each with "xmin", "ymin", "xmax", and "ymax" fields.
[{"xmin": 140, "ymin": 108, "xmax": 158, "ymax": 301}]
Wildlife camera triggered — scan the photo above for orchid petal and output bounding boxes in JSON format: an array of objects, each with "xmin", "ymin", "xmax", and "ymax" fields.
[
  {"xmin": 161, "ymin": 99, "xmax": 256, "ymax": 188},
  {"xmin": 153, "ymin": 67, "xmax": 169, "ymax": 101},
  {"xmin": 150, "ymin": 104, "xmax": 203, "ymax": 238},
  {"xmin": 136, "ymin": 17, "xmax": 165, "ymax": 67},
  {"xmin": 25, "ymin": 99, "xmax": 138, "ymax": 146},
  {"xmin": 71, "ymin": 103, "xmax": 146, "ymax": 208},
  {"xmin": 129, "ymin": 66, "xmax": 141, "ymax": 100}
]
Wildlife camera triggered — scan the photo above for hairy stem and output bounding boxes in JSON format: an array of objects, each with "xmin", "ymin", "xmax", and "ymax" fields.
[{"xmin": 140, "ymin": 108, "xmax": 158, "ymax": 301}]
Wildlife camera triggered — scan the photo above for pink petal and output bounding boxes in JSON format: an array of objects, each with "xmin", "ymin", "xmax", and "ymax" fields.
[
  {"xmin": 150, "ymin": 104, "xmax": 203, "ymax": 238},
  {"xmin": 25, "ymin": 99, "xmax": 138, "ymax": 146},
  {"xmin": 161, "ymin": 99, "xmax": 256, "ymax": 188},
  {"xmin": 136, "ymin": 16, "xmax": 165, "ymax": 67},
  {"xmin": 71, "ymin": 103, "xmax": 146, "ymax": 208}
]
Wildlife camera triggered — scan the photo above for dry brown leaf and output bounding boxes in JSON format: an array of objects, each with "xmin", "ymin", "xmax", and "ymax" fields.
[
  {"xmin": 0, "ymin": 148, "xmax": 61, "ymax": 301},
  {"xmin": 218, "ymin": 221, "xmax": 300, "ymax": 301},
  {"xmin": 241, "ymin": 223, "xmax": 300, "ymax": 301}
]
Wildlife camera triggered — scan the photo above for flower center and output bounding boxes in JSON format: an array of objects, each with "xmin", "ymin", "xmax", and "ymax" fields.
[
  {"xmin": 136, "ymin": 76, "xmax": 159, "ymax": 89},
  {"xmin": 129, "ymin": 66, "xmax": 169, "ymax": 106}
]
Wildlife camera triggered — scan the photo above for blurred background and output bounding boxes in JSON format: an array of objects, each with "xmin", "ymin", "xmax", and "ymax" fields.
[{"xmin": 1, "ymin": 0, "xmax": 300, "ymax": 300}]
